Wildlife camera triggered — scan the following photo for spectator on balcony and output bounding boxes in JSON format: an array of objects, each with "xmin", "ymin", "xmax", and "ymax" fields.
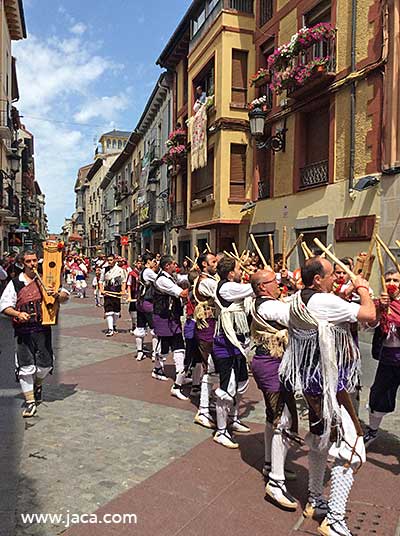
[{"xmin": 193, "ymin": 85, "xmax": 207, "ymax": 113}]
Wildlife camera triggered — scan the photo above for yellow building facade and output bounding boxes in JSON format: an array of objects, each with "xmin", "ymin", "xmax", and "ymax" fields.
[{"xmin": 249, "ymin": 0, "xmax": 387, "ymax": 288}]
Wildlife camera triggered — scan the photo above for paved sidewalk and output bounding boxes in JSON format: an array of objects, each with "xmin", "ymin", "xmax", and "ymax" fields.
[{"xmin": 1, "ymin": 295, "xmax": 399, "ymax": 536}]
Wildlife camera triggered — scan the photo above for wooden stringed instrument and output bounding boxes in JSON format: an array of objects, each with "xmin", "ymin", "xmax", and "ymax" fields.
[{"xmin": 36, "ymin": 241, "xmax": 64, "ymax": 325}]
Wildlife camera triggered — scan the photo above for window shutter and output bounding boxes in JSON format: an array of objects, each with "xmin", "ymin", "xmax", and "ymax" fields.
[
  {"xmin": 230, "ymin": 144, "xmax": 246, "ymax": 198},
  {"xmin": 232, "ymin": 50, "xmax": 248, "ymax": 105},
  {"xmin": 192, "ymin": 148, "xmax": 214, "ymax": 199}
]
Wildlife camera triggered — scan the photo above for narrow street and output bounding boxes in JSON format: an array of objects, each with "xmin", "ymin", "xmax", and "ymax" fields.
[{"xmin": 1, "ymin": 292, "xmax": 399, "ymax": 536}]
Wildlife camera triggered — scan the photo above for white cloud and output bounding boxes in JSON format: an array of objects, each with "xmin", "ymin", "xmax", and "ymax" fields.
[
  {"xmin": 74, "ymin": 94, "xmax": 130, "ymax": 123},
  {"xmin": 70, "ymin": 22, "xmax": 87, "ymax": 35},
  {"xmin": 13, "ymin": 32, "xmax": 130, "ymax": 231}
]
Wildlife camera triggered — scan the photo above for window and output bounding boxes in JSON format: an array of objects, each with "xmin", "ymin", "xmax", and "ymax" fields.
[
  {"xmin": 191, "ymin": 0, "xmax": 221, "ymax": 38},
  {"xmin": 230, "ymin": 144, "xmax": 247, "ymax": 198},
  {"xmin": 107, "ymin": 139, "xmax": 111, "ymax": 149},
  {"xmin": 118, "ymin": 140, "xmax": 122, "ymax": 149},
  {"xmin": 299, "ymin": 102, "xmax": 330, "ymax": 189},
  {"xmin": 112, "ymin": 140, "xmax": 116, "ymax": 149},
  {"xmin": 231, "ymin": 50, "xmax": 248, "ymax": 106},
  {"xmin": 191, "ymin": 148, "xmax": 214, "ymax": 200},
  {"xmin": 193, "ymin": 58, "xmax": 215, "ymax": 98},
  {"xmin": 304, "ymin": 0, "xmax": 331, "ymax": 25},
  {"xmin": 259, "ymin": 0, "xmax": 273, "ymax": 26}
]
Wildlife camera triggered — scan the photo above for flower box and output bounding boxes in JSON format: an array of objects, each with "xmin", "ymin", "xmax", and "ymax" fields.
[{"xmin": 250, "ymin": 69, "xmax": 270, "ymax": 87}]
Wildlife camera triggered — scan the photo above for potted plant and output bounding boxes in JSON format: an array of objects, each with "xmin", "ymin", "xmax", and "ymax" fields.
[{"xmin": 250, "ymin": 68, "xmax": 271, "ymax": 87}]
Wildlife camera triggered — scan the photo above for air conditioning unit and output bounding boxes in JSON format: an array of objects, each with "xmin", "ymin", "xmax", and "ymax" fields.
[{"xmin": 205, "ymin": 193, "xmax": 214, "ymax": 202}]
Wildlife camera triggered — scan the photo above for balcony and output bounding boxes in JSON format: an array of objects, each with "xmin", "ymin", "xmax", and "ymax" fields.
[
  {"xmin": 286, "ymin": 38, "xmax": 336, "ymax": 99},
  {"xmin": 171, "ymin": 201, "xmax": 186, "ymax": 228},
  {"xmin": 268, "ymin": 24, "xmax": 336, "ymax": 99},
  {"xmin": 227, "ymin": 0, "xmax": 253, "ymax": 13},
  {"xmin": 299, "ymin": 160, "xmax": 328, "ymax": 190},
  {"xmin": 0, "ymin": 100, "xmax": 12, "ymax": 140},
  {"xmin": 259, "ymin": 0, "xmax": 273, "ymax": 27},
  {"xmin": 190, "ymin": 0, "xmax": 253, "ymax": 49}
]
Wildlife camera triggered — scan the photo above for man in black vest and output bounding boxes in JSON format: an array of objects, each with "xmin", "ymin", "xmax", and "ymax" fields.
[
  {"xmin": 0, "ymin": 249, "xmax": 69, "ymax": 418},
  {"xmin": 152, "ymin": 255, "xmax": 189, "ymax": 400}
]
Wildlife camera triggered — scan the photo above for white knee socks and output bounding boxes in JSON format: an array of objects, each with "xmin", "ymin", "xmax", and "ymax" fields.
[
  {"xmin": 269, "ymin": 430, "xmax": 290, "ymax": 482},
  {"xmin": 216, "ymin": 398, "xmax": 232, "ymax": 432},
  {"xmin": 106, "ymin": 315, "xmax": 114, "ymax": 331},
  {"xmin": 173, "ymin": 349, "xmax": 186, "ymax": 386},
  {"xmin": 327, "ymin": 465, "xmax": 354, "ymax": 522},
  {"xmin": 369, "ymin": 410, "xmax": 386, "ymax": 431},
  {"xmin": 307, "ymin": 434, "xmax": 329, "ymax": 500}
]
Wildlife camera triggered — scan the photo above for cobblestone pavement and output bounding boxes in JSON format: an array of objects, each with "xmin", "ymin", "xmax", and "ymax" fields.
[{"xmin": 0, "ymin": 295, "xmax": 399, "ymax": 536}]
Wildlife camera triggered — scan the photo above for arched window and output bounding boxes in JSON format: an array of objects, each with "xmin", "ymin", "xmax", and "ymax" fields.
[
  {"xmin": 107, "ymin": 139, "xmax": 111, "ymax": 148},
  {"xmin": 118, "ymin": 140, "xmax": 122, "ymax": 149},
  {"xmin": 112, "ymin": 140, "xmax": 116, "ymax": 148}
]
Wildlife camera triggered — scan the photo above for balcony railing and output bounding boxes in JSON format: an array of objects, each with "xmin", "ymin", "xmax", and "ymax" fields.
[
  {"xmin": 300, "ymin": 160, "xmax": 328, "ymax": 189},
  {"xmin": 258, "ymin": 180, "xmax": 270, "ymax": 200},
  {"xmin": 287, "ymin": 35, "xmax": 336, "ymax": 98},
  {"xmin": 190, "ymin": 0, "xmax": 253, "ymax": 46},
  {"xmin": 226, "ymin": 0, "xmax": 253, "ymax": 13},
  {"xmin": 171, "ymin": 201, "xmax": 186, "ymax": 228},
  {"xmin": 259, "ymin": 0, "xmax": 273, "ymax": 26},
  {"xmin": 0, "ymin": 100, "xmax": 12, "ymax": 140}
]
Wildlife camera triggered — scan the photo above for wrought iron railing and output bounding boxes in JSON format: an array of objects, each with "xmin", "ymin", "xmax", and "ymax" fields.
[
  {"xmin": 287, "ymin": 35, "xmax": 336, "ymax": 97},
  {"xmin": 258, "ymin": 180, "xmax": 270, "ymax": 200},
  {"xmin": 171, "ymin": 201, "xmax": 186, "ymax": 228},
  {"xmin": 300, "ymin": 160, "xmax": 328, "ymax": 189},
  {"xmin": 225, "ymin": 0, "xmax": 253, "ymax": 13},
  {"xmin": 259, "ymin": 0, "xmax": 273, "ymax": 26}
]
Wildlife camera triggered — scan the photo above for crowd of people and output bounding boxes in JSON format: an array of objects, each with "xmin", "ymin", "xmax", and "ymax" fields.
[{"xmin": 0, "ymin": 244, "xmax": 399, "ymax": 536}]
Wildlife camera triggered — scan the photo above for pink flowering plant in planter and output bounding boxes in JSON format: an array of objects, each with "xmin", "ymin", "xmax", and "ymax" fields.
[
  {"xmin": 165, "ymin": 128, "xmax": 186, "ymax": 149},
  {"xmin": 162, "ymin": 144, "xmax": 187, "ymax": 166},
  {"xmin": 270, "ymin": 56, "xmax": 332, "ymax": 94},
  {"xmin": 249, "ymin": 67, "xmax": 270, "ymax": 87},
  {"xmin": 267, "ymin": 23, "xmax": 335, "ymax": 71}
]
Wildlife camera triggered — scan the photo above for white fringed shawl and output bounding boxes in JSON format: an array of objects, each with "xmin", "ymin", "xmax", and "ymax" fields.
[
  {"xmin": 214, "ymin": 294, "xmax": 249, "ymax": 357},
  {"xmin": 279, "ymin": 291, "xmax": 361, "ymax": 445}
]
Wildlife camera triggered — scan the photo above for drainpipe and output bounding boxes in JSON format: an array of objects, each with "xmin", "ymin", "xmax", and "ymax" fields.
[{"xmin": 349, "ymin": 0, "xmax": 357, "ymax": 194}]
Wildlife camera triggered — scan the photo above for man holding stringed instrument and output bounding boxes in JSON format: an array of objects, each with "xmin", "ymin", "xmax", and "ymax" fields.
[{"xmin": 0, "ymin": 249, "xmax": 69, "ymax": 418}]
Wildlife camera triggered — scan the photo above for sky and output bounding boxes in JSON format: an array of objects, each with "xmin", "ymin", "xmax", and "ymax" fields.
[{"xmin": 13, "ymin": 0, "xmax": 192, "ymax": 232}]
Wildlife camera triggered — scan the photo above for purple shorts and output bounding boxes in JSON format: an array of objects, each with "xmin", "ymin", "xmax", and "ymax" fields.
[
  {"xmin": 195, "ymin": 319, "xmax": 215, "ymax": 343},
  {"xmin": 184, "ymin": 318, "xmax": 196, "ymax": 340},
  {"xmin": 136, "ymin": 300, "xmax": 153, "ymax": 314},
  {"xmin": 251, "ymin": 353, "xmax": 281, "ymax": 393},
  {"xmin": 213, "ymin": 333, "xmax": 243, "ymax": 359},
  {"xmin": 153, "ymin": 314, "xmax": 182, "ymax": 337}
]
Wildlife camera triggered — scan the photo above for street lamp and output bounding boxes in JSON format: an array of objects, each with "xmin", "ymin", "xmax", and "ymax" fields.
[
  {"xmin": 249, "ymin": 108, "xmax": 267, "ymax": 137},
  {"xmin": 8, "ymin": 150, "xmax": 21, "ymax": 175}
]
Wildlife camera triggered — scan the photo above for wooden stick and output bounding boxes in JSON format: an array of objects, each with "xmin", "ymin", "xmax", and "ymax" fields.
[
  {"xmin": 282, "ymin": 226, "xmax": 287, "ymax": 270},
  {"xmin": 223, "ymin": 251, "xmax": 252, "ymax": 275},
  {"xmin": 375, "ymin": 241, "xmax": 387, "ymax": 292},
  {"xmin": 194, "ymin": 245, "xmax": 200, "ymax": 259},
  {"xmin": 286, "ymin": 233, "xmax": 304, "ymax": 261},
  {"xmin": 269, "ymin": 234, "xmax": 274, "ymax": 269},
  {"xmin": 206, "ymin": 243, "xmax": 212, "ymax": 253},
  {"xmin": 301, "ymin": 242, "xmax": 311, "ymax": 260},
  {"xmin": 313, "ymin": 238, "xmax": 357, "ymax": 282},
  {"xmin": 249, "ymin": 233, "xmax": 269, "ymax": 268},
  {"xmin": 232, "ymin": 242, "xmax": 240, "ymax": 258},
  {"xmin": 320, "ymin": 243, "xmax": 333, "ymax": 258},
  {"xmin": 185, "ymin": 255, "xmax": 197, "ymax": 267},
  {"xmin": 396, "ymin": 240, "xmax": 400, "ymax": 249},
  {"xmin": 376, "ymin": 234, "xmax": 400, "ymax": 271}
]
